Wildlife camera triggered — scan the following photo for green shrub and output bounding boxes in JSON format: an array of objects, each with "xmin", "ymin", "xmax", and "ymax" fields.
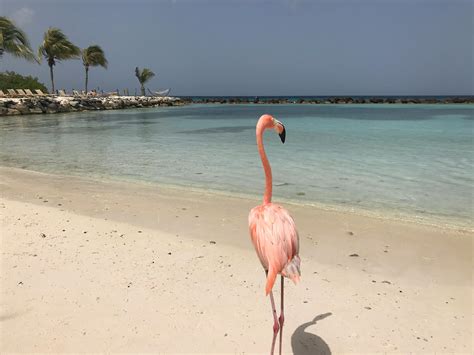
[{"xmin": 0, "ymin": 71, "xmax": 48, "ymax": 92}]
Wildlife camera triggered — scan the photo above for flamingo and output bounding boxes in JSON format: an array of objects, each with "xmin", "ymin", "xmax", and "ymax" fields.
[{"xmin": 248, "ymin": 114, "xmax": 301, "ymax": 355}]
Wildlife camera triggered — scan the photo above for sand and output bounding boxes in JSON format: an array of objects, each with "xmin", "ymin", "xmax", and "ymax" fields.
[{"xmin": 0, "ymin": 167, "xmax": 472, "ymax": 354}]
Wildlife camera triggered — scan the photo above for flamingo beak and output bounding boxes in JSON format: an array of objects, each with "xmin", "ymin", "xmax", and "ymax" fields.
[{"xmin": 279, "ymin": 124, "xmax": 286, "ymax": 144}]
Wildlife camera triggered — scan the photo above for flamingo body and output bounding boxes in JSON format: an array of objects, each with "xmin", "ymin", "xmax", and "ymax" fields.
[{"xmin": 249, "ymin": 202, "xmax": 301, "ymax": 295}]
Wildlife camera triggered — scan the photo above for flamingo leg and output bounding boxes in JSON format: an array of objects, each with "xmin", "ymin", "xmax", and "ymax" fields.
[
  {"xmin": 279, "ymin": 276, "xmax": 284, "ymax": 355},
  {"xmin": 266, "ymin": 271, "xmax": 280, "ymax": 355}
]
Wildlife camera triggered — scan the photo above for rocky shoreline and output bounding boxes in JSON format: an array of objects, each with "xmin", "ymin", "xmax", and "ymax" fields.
[
  {"xmin": 0, "ymin": 96, "xmax": 187, "ymax": 116},
  {"xmin": 1, "ymin": 95, "xmax": 472, "ymax": 116},
  {"xmin": 188, "ymin": 96, "xmax": 474, "ymax": 105}
]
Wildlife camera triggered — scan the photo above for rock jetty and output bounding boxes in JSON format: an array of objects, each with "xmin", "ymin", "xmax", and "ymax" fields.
[
  {"xmin": 0, "ymin": 96, "xmax": 189, "ymax": 116},
  {"xmin": 1, "ymin": 96, "xmax": 472, "ymax": 116},
  {"xmin": 187, "ymin": 96, "xmax": 474, "ymax": 105}
]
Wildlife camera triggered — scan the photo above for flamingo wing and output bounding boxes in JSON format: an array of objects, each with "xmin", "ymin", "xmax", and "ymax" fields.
[{"xmin": 249, "ymin": 203, "xmax": 301, "ymax": 294}]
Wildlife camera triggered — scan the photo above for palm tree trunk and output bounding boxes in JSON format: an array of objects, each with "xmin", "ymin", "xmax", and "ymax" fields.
[
  {"xmin": 140, "ymin": 84, "xmax": 145, "ymax": 96},
  {"xmin": 49, "ymin": 64, "xmax": 55, "ymax": 94},
  {"xmin": 85, "ymin": 66, "xmax": 89, "ymax": 93},
  {"xmin": 0, "ymin": 33, "xmax": 4, "ymax": 58}
]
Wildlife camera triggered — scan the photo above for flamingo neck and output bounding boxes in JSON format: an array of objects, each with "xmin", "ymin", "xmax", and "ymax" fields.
[{"xmin": 256, "ymin": 125, "xmax": 272, "ymax": 204}]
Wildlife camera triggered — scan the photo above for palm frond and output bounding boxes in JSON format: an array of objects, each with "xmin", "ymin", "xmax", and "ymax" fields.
[
  {"xmin": 38, "ymin": 27, "xmax": 80, "ymax": 65},
  {"xmin": 0, "ymin": 16, "xmax": 37, "ymax": 62},
  {"xmin": 140, "ymin": 68, "xmax": 155, "ymax": 83},
  {"xmin": 135, "ymin": 67, "xmax": 155, "ymax": 85},
  {"xmin": 82, "ymin": 45, "xmax": 108, "ymax": 68}
]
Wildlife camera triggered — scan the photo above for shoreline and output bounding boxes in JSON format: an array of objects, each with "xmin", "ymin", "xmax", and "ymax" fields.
[
  {"xmin": 1, "ymin": 164, "xmax": 472, "ymax": 353},
  {"xmin": 1, "ymin": 166, "xmax": 471, "ymax": 233},
  {"xmin": 2, "ymin": 165, "xmax": 472, "ymax": 252},
  {"xmin": 1, "ymin": 95, "xmax": 473, "ymax": 117}
]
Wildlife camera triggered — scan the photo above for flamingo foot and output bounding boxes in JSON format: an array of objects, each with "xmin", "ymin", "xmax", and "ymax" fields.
[{"xmin": 271, "ymin": 319, "xmax": 279, "ymax": 355}]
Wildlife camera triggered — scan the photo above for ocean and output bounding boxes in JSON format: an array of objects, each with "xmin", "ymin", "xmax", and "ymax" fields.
[{"xmin": 1, "ymin": 103, "xmax": 472, "ymax": 229}]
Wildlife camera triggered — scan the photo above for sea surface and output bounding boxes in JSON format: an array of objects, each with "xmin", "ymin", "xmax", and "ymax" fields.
[{"xmin": 1, "ymin": 104, "xmax": 472, "ymax": 229}]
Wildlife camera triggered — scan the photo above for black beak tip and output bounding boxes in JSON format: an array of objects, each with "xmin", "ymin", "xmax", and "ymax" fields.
[{"xmin": 279, "ymin": 126, "xmax": 286, "ymax": 143}]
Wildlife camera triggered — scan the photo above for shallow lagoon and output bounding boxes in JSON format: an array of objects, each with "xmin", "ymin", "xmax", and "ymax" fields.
[{"xmin": 1, "ymin": 104, "xmax": 472, "ymax": 229}]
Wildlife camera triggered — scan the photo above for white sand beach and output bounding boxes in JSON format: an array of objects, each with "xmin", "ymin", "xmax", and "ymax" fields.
[{"xmin": 0, "ymin": 167, "xmax": 472, "ymax": 354}]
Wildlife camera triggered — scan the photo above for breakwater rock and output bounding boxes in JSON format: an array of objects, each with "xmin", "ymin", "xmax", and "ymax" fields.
[
  {"xmin": 187, "ymin": 96, "xmax": 474, "ymax": 105},
  {"xmin": 0, "ymin": 96, "xmax": 189, "ymax": 116}
]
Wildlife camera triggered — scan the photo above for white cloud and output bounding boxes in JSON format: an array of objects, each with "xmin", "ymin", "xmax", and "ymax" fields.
[{"xmin": 11, "ymin": 7, "xmax": 35, "ymax": 26}]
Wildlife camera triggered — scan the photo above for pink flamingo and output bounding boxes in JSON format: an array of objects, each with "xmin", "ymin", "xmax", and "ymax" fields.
[{"xmin": 248, "ymin": 114, "xmax": 301, "ymax": 355}]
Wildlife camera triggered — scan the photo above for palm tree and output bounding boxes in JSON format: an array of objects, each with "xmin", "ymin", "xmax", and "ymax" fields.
[
  {"xmin": 38, "ymin": 27, "xmax": 80, "ymax": 93},
  {"xmin": 0, "ymin": 16, "xmax": 36, "ymax": 62},
  {"xmin": 135, "ymin": 67, "xmax": 155, "ymax": 96},
  {"xmin": 82, "ymin": 45, "xmax": 108, "ymax": 93}
]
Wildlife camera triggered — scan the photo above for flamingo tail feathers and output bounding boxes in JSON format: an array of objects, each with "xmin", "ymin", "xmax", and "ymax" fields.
[
  {"xmin": 265, "ymin": 256, "xmax": 301, "ymax": 295},
  {"xmin": 282, "ymin": 255, "xmax": 301, "ymax": 284}
]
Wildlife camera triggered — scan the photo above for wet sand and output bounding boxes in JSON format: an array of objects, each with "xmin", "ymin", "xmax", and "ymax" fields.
[{"xmin": 0, "ymin": 167, "xmax": 472, "ymax": 353}]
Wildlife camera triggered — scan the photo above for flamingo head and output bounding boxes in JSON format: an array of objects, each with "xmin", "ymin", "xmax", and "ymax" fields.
[{"xmin": 259, "ymin": 114, "xmax": 286, "ymax": 144}]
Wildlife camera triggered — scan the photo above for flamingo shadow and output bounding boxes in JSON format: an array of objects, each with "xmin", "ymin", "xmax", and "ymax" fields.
[{"xmin": 291, "ymin": 312, "xmax": 332, "ymax": 355}]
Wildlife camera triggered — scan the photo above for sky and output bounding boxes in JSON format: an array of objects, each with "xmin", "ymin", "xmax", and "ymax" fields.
[{"xmin": 1, "ymin": 0, "xmax": 472, "ymax": 96}]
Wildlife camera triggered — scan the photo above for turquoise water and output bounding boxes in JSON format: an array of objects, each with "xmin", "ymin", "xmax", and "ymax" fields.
[{"xmin": 1, "ymin": 104, "xmax": 472, "ymax": 229}]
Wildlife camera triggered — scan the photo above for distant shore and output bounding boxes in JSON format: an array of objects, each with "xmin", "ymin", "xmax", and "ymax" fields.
[
  {"xmin": 186, "ymin": 95, "xmax": 474, "ymax": 105},
  {"xmin": 1, "ymin": 95, "xmax": 473, "ymax": 117}
]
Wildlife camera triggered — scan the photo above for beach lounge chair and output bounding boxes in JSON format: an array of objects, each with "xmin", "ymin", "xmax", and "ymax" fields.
[
  {"xmin": 16, "ymin": 89, "xmax": 27, "ymax": 96},
  {"xmin": 58, "ymin": 89, "xmax": 68, "ymax": 96},
  {"xmin": 72, "ymin": 90, "xmax": 81, "ymax": 96},
  {"xmin": 24, "ymin": 89, "xmax": 34, "ymax": 96},
  {"xmin": 0, "ymin": 90, "xmax": 5, "ymax": 97},
  {"xmin": 7, "ymin": 89, "xmax": 18, "ymax": 96},
  {"xmin": 35, "ymin": 89, "xmax": 46, "ymax": 96}
]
